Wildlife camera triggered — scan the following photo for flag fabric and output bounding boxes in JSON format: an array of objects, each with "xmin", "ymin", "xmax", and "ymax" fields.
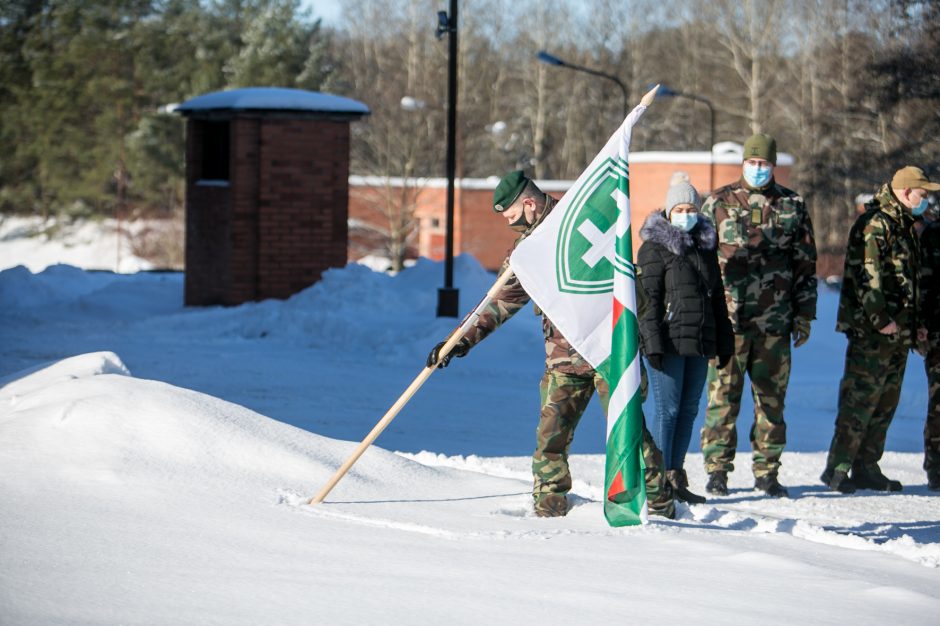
[{"xmin": 509, "ymin": 102, "xmax": 651, "ymax": 526}]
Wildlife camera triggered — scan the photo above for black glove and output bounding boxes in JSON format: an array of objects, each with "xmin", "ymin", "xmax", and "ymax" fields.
[
  {"xmin": 646, "ymin": 353, "xmax": 664, "ymax": 371},
  {"xmin": 717, "ymin": 353, "xmax": 732, "ymax": 369},
  {"xmin": 792, "ymin": 317, "xmax": 811, "ymax": 348},
  {"xmin": 426, "ymin": 338, "xmax": 470, "ymax": 369}
]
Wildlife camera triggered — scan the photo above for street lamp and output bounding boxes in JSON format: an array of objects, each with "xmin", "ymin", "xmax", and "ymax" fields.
[
  {"xmin": 537, "ymin": 50, "xmax": 628, "ymax": 119},
  {"xmin": 435, "ymin": 0, "xmax": 459, "ymax": 317},
  {"xmin": 399, "ymin": 96, "xmax": 427, "ymax": 111},
  {"xmin": 655, "ymin": 84, "xmax": 716, "ymax": 192}
]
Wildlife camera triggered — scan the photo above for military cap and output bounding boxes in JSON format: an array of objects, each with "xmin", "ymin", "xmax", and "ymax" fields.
[
  {"xmin": 891, "ymin": 165, "xmax": 940, "ymax": 191},
  {"xmin": 743, "ymin": 133, "xmax": 777, "ymax": 165},
  {"xmin": 493, "ymin": 170, "xmax": 529, "ymax": 213}
]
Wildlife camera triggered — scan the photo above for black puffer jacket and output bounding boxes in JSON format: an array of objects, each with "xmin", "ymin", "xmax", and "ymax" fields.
[{"xmin": 637, "ymin": 212, "xmax": 734, "ymax": 358}]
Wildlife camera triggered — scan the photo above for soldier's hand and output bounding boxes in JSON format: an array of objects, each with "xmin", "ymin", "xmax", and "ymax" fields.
[
  {"xmin": 426, "ymin": 338, "xmax": 470, "ymax": 369},
  {"xmin": 717, "ymin": 353, "xmax": 732, "ymax": 369},
  {"xmin": 646, "ymin": 354, "xmax": 664, "ymax": 371},
  {"xmin": 792, "ymin": 317, "xmax": 811, "ymax": 348}
]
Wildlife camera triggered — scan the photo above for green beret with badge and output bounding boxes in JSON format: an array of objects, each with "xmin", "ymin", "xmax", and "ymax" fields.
[{"xmin": 493, "ymin": 170, "xmax": 530, "ymax": 213}]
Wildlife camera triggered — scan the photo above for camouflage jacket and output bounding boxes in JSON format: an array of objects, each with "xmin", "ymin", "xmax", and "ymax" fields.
[
  {"xmin": 836, "ymin": 184, "xmax": 921, "ymax": 345},
  {"xmin": 701, "ymin": 178, "xmax": 817, "ymax": 336},
  {"xmin": 460, "ymin": 195, "xmax": 594, "ymax": 375},
  {"xmin": 918, "ymin": 219, "xmax": 939, "ymax": 334}
]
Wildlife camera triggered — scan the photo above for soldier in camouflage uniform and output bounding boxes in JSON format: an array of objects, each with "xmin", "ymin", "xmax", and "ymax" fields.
[
  {"xmin": 820, "ymin": 166, "xmax": 937, "ymax": 493},
  {"xmin": 427, "ymin": 170, "xmax": 674, "ymax": 518},
  {"xmin": 700, "ymin": 133, "xmax": 818, "ymax": 498},
  {"xmin": 915, "ymin": 198, "xmax": 940, "ymax": 491}
]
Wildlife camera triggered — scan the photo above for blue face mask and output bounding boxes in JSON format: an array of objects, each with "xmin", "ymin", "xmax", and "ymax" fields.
[
  {"xmin": 912, "ymin": 197, "xmax": 929, "ymax": 216},
  {"xmin": 743, "ymin": 162, "xmax": 773, "ymax": 188},
  {"xmin": 670, "ymin": 212, "xmax": 698, "ymax": 232}
]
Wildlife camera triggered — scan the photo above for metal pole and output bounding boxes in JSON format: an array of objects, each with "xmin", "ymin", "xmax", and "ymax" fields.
[
  {"xmin": 437, "ymin": 0, "xmax": 459, "ymax": 317},
  {"xmin": 537, "ymin": 51, "xmax": 627, "ymax": 119}
]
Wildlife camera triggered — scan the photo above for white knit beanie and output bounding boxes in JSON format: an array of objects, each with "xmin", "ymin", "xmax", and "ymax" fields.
[{"xmin": 664, "ymin": 181, "xmax": 701, "ymax": 218}]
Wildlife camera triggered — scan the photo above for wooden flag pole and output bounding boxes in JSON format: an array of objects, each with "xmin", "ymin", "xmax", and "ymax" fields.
[{"xmin": 309, "ymin": 268, "xmax": 517, "ymax": 505}]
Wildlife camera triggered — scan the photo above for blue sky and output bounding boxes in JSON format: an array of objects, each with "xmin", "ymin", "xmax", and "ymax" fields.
[{"xmin": 300, "ymin": 0, "xmax": 342, "ymax": 25}]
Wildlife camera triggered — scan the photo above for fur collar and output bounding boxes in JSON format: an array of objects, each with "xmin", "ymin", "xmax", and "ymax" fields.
[{"xmin": 640, "ymin": 212, "xmax": 717, "ymax": 256}]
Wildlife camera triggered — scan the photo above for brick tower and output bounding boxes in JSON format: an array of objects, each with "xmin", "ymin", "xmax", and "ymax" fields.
[{"xmin": 176, "ymin": 87, "xmax": 369, "ymax": 306}]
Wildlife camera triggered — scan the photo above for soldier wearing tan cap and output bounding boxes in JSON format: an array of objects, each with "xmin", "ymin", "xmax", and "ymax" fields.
[{"xmin": 822, "ymin": 166, "xmax": 937, "ymax": 493}]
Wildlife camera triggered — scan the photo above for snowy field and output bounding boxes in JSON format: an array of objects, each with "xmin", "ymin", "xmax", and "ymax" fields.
[{"xmin": 1, "ymin": 219, "xmax": 938, "ymax": 624}]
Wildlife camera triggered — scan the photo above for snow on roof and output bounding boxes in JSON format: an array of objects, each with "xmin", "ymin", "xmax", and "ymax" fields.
[
  {"xmin": 175, "ymin": 87, "xmax": 370, "ymax": 116},
  {"xmin": 349, "ymin": 144, "xmax": 796, "ymax": 192},
  {"xmin": 632, "ymin": 142, "xmax": 795, "ymax": 166}
]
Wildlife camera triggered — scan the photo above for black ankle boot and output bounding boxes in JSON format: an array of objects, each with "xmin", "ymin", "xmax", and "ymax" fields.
[
  {"xmin": 754, "ymin": 474, "xmax": 789, "ymax": 498},
  {"xmin": 706, "ymin": 471, "xmax": 728, "ymax": 496},
  {"xmin": 820, "ymin": 468, "xmax": 856, "ymax": 494},
  {"xmin": 667, "ymin": 469, "xmax": 707, "ymax": 504},
  {"xmin": 851, "ymin": 463, "xmax": 902, "ymax": 492}
]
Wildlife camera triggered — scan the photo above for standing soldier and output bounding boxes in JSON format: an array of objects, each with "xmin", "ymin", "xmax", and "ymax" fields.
[
  {"xmin": 700, "ymin": 133, "xmax": 817, "ymax": 498},
  {"xmin": 821, "ymin": 166, "xmax": 936, "ymax": 493},
  {"xmin": 915, "ymin": 198, "xmax": 939, "ymax": 490},
  {"xmin": 427, "ymin": 171, "xmax": 675, "ymax": 518}
]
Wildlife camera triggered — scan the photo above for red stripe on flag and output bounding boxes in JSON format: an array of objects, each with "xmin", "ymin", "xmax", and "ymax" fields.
[
  {"xmin": 612, "ymin": 296, "xmax": 624, "ymax": 329},
  {"xmin": 607, "ymin": 470, "xmax": 625, "ymax": 501}
]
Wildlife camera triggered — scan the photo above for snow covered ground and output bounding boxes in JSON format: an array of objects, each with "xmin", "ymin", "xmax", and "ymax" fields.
[
  {"xmin": 0, "ymin": 215, "xmax": 153, "ymax": 274},
  {"xmin": 0, "ymin": 225, "xmax": 938, "ymax": 624}
]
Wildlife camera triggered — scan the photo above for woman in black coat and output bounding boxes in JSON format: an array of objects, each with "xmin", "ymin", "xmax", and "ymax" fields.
[{"xmin": 637, "ymin": 181, "xmax": 734, "ymax": 504}]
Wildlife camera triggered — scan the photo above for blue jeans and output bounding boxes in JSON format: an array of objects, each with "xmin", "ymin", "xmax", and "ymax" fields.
[{"xmin": 647, "ymin": 353, "xmax": 709, "ymax": 470}]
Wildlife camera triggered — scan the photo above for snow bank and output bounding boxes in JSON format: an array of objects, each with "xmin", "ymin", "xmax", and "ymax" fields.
[{"xmin": 0, "ymin": 216, "xmax": 151, "ymax": 273}]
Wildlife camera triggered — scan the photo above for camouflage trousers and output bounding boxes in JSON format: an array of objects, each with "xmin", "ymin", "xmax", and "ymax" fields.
[
  {"xmin": 825, "ymin": 333, "xmax": 908, "ymax": 474},
  {"xmin": 533, "ymin": 368, "xmax": 671, "ymax": 511},
  {"xmin": 924, "ymin": 334, "xmax": 940, "ymax": 480},
  {"xmin": 701, "ymin": 333, "xmax": 791, "ymax": 478}
]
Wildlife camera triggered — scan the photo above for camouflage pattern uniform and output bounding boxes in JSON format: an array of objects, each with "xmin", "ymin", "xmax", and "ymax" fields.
[
  {"xmin": 460, "ymin": 196, "xmax": 673, "ymax": 516},
  {"xmin": 824, "ymin": 185, "xmax": 920, "ymax": 475},
  {"xmin": 918, "ymin": 220, "xmax": 940, "ymax": 483},
  {"xmin": 700, "ymin": 179, "xmax": 817, "ymax": 478}
]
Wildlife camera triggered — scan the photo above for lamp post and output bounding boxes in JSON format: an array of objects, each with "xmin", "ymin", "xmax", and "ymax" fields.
[
  {"xmin": 434, "ymin": 1, "xmax": 459, "ymax": 317},
  {"xmin": 537, "ymin": 50, "xmax": 628, "ymax": 119},
  {"xmin": 656, "ymin": 84, "xmax": 716, "ymax": 192}
]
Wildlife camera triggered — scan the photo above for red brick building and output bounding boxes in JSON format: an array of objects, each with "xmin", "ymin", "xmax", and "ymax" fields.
[
  {"xmin": 177, "ymin": 87, "xmax": 369, "ymax": 305},
  {"xmin": 349, "ymin": 143, "xmax": 793, "ymax": 270}
]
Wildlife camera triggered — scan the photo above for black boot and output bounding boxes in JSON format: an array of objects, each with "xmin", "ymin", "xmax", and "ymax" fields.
[
  {"xmin": 754, "ymin": 474, "xmax": 790, "ymax": 498},
  {"xmin": 851, "ymin": 463, "xmax": 902, "ymax": 492},
  {"xmin": 929, "ymin": 474, "xmax": 940, "ymax": 492},
  {"xmin": 667, "ymin": 469, "xmax": 707, "ymax": 505},
  {"xmin": 705, "ymin": 471, "xmax": 728, "ymax": 496},
  {"xmin": 820, "ymin": 468, "xmax": 856, "ymax": 494}
]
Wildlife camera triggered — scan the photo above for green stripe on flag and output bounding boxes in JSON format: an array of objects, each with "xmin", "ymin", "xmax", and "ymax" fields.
[
  {"xmin": 606, "ymin": 305, "xmax": 639, "ymax": 393},
  {"xmin": 603, "ymin": 386, "xmax": 646, "ymax": 526},
  {"xmin": 600, "ymin": 300, "xmax": 646, "ymax": 526}
]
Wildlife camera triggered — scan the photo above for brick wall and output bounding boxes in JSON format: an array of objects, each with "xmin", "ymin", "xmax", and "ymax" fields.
[
  {"xmin": 348, "ymin": 158, "xmax": 793, "ymax": 271},
  {"xmin": 185, "ymin": 118, "xmax": 235, "ymax": 306},
  {"xmin": 185, "ymin": 115, "xmax": 350, "ymax": 305},
  {"xmin": 256, "ymin": 118, "xmax": 349, "ymax": 299}
]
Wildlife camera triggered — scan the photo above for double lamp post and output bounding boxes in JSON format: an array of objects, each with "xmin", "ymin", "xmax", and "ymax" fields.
[
  {"xmin": 536, "ymin": 51, "xmax": 716, "ymax": 192},
  {"xmin": 430, "ymin": 33, "xmax": 717, "ymax": 317}
]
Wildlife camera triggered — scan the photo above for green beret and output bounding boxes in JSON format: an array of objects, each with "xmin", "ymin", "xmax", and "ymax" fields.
[
  {"xmin": 493, "ymin": 170, "xmax": 529, "ymax": 213},
  {"xmin": 743, "ymin": 133, "xmax": 777, "ymax": 165}
]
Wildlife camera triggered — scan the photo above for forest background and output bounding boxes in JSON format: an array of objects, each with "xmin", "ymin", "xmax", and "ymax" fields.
[{"xmin": 1, "ymin": 0, "xmax": 938, "ymax": 269}]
